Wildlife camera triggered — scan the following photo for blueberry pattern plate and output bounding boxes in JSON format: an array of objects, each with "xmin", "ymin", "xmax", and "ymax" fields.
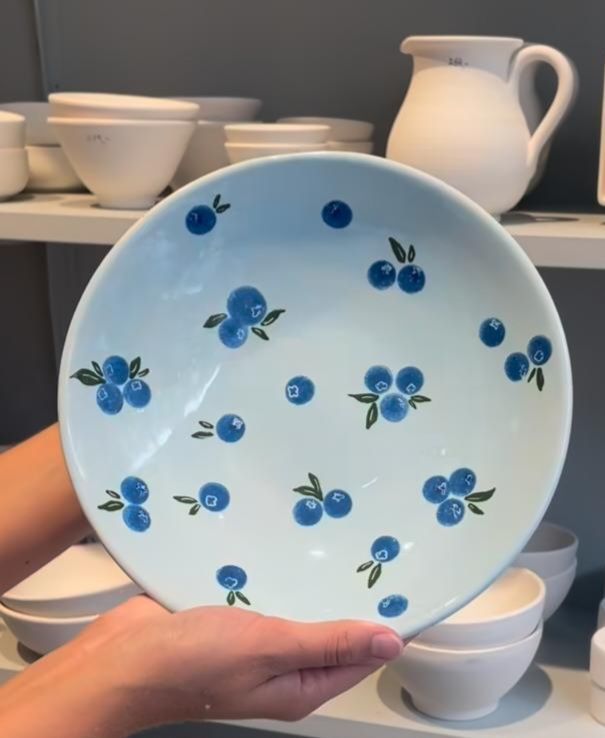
[{"xmin": 59, "ymin": 153, "xmax": 572, "ymax": 635}]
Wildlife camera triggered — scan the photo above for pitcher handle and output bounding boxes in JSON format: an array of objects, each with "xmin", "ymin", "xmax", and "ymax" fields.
[{"xmin": 509, "ymin": 45, "xmax": 576, "ymax": 173}]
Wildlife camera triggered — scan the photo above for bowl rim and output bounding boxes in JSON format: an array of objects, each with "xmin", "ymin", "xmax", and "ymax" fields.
[
  {"xmin": 224, "ymin": 141, "xmax": 329, "ymax": 150},
  {"xmin": 278, "ymin": 115, "xmax": 373, "ymax": 127},
  {"xmin": 0, "ymin": 599, "xmax": 97, "ymax": 625},
  {"xmin": 407, "ymin": 622, "xmax": 543, "ymax": 656},
  {"xmin": 49, "ymin": 92, "xmax": 199, "ymax": 113},
  {"xmin": 47, "ymin": 116, "xmax": 196, "ymax": 128},
  {"xmin": 517, "ymin": 520, "xmax": 578, "ymax": 556},
  {"xmin": 541, "ymin": 557, "xmax": 578, "ymax": 583},
  {"xmin": 225, "ymin": 123, "xmax": 330, "ymax": 133}
]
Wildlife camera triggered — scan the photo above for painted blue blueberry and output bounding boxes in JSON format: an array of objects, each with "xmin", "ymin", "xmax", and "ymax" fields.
[
  {"xmin": 371, "ymin": 536, "xmax": 400, "ymax": 562},
  {"xmin": 437, "ymin": 498, "xmax": 465, "ymax": 527},
  {"xmin": 527, "ymin": 335, "xmax": 552, "ymax": 366},
  {"xmin": 395, "ymin": 366, "xmax": 424, "ymax": 396},
  {"xmin": 379, "ymin": 393, "xmax": 408, "ymax": 422},
  {"xmin": 218, "ymin": 318, "xmax": 248, "ymax": 348},
  {"xmin": 293, "ymin": 498, "xmax": 323, "ymax": 526},
  {"xmin": 367, "ymin": 260, "xmax": 396, "ymax": 290},
  {"xmin": 378, "ymin": 594, "xmax": 409, "ymax": 618},
  {"xmin": 448, "ymin": 468, "xmax": 476, "ymax": 497},
  {"xmin": 122, "ymin": 505, "xmax": 151, "ymax": 532},
  {"xmin": 479, "ymin": 318, "xmax": 506, "ymax": 348},
  {"xmin": 216, "ymin": 414, "xmax": 246, "ymax": 443},
  {"xmin": 505, "ymin": 352, "xmax": 530, "ymax": 381},
  {"xmin": 397, "ymin": 265, "xmax": 426, "ymax": 294},
  {"xmin": 96, "ymin": 383, "xmax": 123, "ymax": 415},
  {"xmin": 322, "ymin": 200, "xmax": 352, "ymax": 229},
  {"xmin": 422, "ymin": 475, "xmax": 449, "ymax": 504},
  {"xmin": 285, "ymin": 376, "xmax": 315, "ymax": 405},
  {"xmin": 199, "ymin": 482, "xmax": 230, "ymax": 512},
  {"xmin": 123, "ymin": 379, "xmax": 151, "ymax": 408},
  {"xmin": 120, "ymin": 476, "xmax": 149, "ymax": 505},
  {"xmin": 216, "ymin": 565, "xmax": 247, "ymax": 591},
  {"xmin": 102, "ymin": 355, "xmax": 129, "ymax": 385},
  {"xmin": 227, "ymin": 286, "xmax": 267, "ymax": 326},
  {"xmin": 364, "ymin": 365, "xmax": 393, "ymax": 394},
  {"xmin": 323, "ymin": 490, "xmax": 352, "ymax": 518},
  {"xmin": 186, "ymin": 205, "xmax": 217, "ymax": 235}
]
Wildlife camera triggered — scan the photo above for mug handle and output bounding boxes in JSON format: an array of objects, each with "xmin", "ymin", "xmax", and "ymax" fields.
[{"xmin": 510, "ymin": 45, "xmax": 576, "ymax": 172}]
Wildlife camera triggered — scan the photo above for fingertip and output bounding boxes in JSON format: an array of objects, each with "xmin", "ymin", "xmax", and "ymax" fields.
[{"xmin": 370, "ymin": 631, "xmax": 403, "ymax": 661}]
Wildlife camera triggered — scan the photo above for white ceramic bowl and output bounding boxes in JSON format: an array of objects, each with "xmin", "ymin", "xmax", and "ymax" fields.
[
  {"xmin": 278, "ymin": 116, "xmax": 374, "ymax": 141},
  {"xmin": 327, "ymin": 140, "xmax": 374, "ymax": 154},
  {"xmin": 416, "ymin": 568, "xmax": 544, "ymax": 649},
  {"xmin": 26, "ymin": 145, "xmax": 83, "ymax": 192},
  {"xmin": 225, "ymin": 141, "xmax": 328, "ymax": 164},
  {"xmin": 172, "ymin": 120, "xmax": 235, "ymax": 189},
  {"xmin": 0, "ymin": 148, "xmax": 29, "ymax": 200},
  {"xmin": 49, "ymin": 93, "xmax": 199, "ymax": 121},
  {"xmin": 224, "ymin": 123, "xmax": 330, "ymax": 145},
  {"xmin": 0, "ymin": 111, "xmax": 25, "ymax": 148},
  {"xmin": 0, "ymin": 102, "xmax": 55, "ymax": 144},
  {"xmin": 389, "ymin": 623, "xmax": 542, "ymax": 721},
  {"xmin": 175, "ymin": 96, "xmax": 261, "ymax": 121},
  {"xmin": 542, "ymin": 558, "xmax": 577, "ymax": 620},
  {"xmin": 49, "ymin": 117, "xmax": 195, "ymax": 209},
  {"xmin": 1, "ymin": 543, "xmax": 140, "ymax": 618},
  {"xmin": 0, "ymin": 601, "xmax": 95, "ymax": 655},
  {"xmin": 514, "ymin": 521, "xmax": 578, "ymax": 578}
]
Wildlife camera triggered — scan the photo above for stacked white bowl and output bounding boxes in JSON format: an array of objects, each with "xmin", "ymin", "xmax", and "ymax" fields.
[
  {"xmin": 0, "ymin": 543, "xmax": 140, "ymax": 655},
  {"xmin": 0, "ymin": 111, "xmax": 28, "ymax": 200},
  {"xmin": 514, "ymin": 520, "xmax": 578, "ymax": 620},
  {"xmin": 0, "ymin": 102, "xmax": 82, "ymax": 192},
  {"xmin": 278, "ymin": 116, "xmax": 374, "ymax": 153},
  {"xmin": 388, "ymin": 568, "xmax": 545, "ymax": 721},
  {"xmin": 171, "ymin": 96, "xmax": 262, "ymax": 188},
  {"xmin": 48, "ymin": 93, "xmax": 199, "ymax": 208},
  {"xmin": 224, "ymin": 122, "xmax": 331, "ymax": 164}
]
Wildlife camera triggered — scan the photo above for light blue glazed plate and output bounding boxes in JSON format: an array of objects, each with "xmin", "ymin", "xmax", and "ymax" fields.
[{"xmin": 59, "ymin": 153, "xmax": 572, "ymax": 636}]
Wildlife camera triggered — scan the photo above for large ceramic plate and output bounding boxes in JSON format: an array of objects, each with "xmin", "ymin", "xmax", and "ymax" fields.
[{"xmin": 59, "ymin": 153, "xmax": 572, "ymax": 635}]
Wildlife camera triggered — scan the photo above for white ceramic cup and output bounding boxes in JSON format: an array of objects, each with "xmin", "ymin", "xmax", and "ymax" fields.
[
  {"xmin": 0, "ymin": 147, "xmax": 29, "ymax": 200},
  {"xmin": 0, "ymin": 111, "xmax": 25, "ymax": 148}
]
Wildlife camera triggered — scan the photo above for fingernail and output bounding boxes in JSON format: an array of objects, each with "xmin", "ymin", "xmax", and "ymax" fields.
[{"xmin": 371, "ymin": 632, "xmax": 403, "ymax": 661}]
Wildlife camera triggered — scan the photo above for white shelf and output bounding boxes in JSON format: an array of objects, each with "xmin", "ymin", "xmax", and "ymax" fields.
[{"xmin": 0, "ymin": 606, "xmax": 600, "ymax": 738}]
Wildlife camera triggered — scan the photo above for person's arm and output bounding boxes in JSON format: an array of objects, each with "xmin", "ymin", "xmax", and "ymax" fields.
[{"xmin": 0, "ymin": 424, "xmax": 91, "ymax": 593}]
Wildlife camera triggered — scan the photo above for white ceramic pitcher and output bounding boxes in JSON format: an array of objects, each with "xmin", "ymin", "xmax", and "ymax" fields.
[{"xmin": 386, "ymin": 36, "xmax": 576, "ymax": 215}]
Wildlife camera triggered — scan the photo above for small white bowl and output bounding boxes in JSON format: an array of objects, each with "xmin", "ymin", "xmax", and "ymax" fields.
[
  {"xmin": 0, "ymin": 601, "xmax": 95, "ymax": 655},
  {"xmin": 0, "ymin": 111, "xmax": 25, "ymax": 148},
  {"xmin": 26, "ymin": 145, "xmax": 83, "ymax": 192},
  {"xmin": 389, "ymin": 624, "xmax": 542, "ymax": 721},
  {"xmin": 225, "ymin": 141, "xmax": 327, "ymax": 164},
  {"xmin": 172, "ymin": 120, "xmax": 235, "ymax": 189},
  {"xmin": 278, "ymin": 116, "xmax": 374, "ymax": 141},
  {"xmin": 0, "ymin": 102, "xmax": 55, "ymax": 145},
  {"xmin": 224, "ymin": 123, "xmax": 330, "ymax": 145},
  {"xmin": 0, "ymin": 148, "xmax": 29, "ymax": 200},
  {"xmin": 1, "ymin": 543, "xmax": 140, "ymax": 618},
  {"xmin": 175, "ymin": 96, "xmax": 261, "ymax": 121},
  {"xmin": 327, "ymin": 140, "xmax": 374, "ymax": 154},
  {"xmin": 416, "ymin": 568, "xmax": 544, "ymax": 649},
  {"xmin": 49, "ymin": 117, "xmax": 195, "ymax": 209},
  {"xmin": 542, "ymin": 558, "xmax": 577, "ymax": 620},
  {"xmin": 515, "ymin": 521, "xmax": 578, "ymax": 578},
  {"xmin": 49, "ymin": 93, "xmax": 199, "ymax": 121}
]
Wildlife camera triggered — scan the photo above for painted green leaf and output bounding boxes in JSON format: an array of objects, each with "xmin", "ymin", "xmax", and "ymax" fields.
[
  {"xmin": 105, "ymin": 489, "xmax": 120, "ymax": 499},
  {"xmin": 411, "ymin": 395, "xmax": 431, "ymax": 404},
  {"xmin": 261, "ymin": 309, "xmax": 286, "ymax": 326},
  {"xmin": 465, "ymin": 488, "xmax": 495, "ymax": 503},
  {"xmin": 98, "ymin": 500, "xmax": 124, "ymax": 512},
  {"xmin": 199, "ymin": 420, "xmax": 214, "ymax": 429},
  {"xmin": 213, "ymin": 194, "xmax": 221, "ymax": 209},
  {"xmin": 189, "ymin": 503, "xmax": 201, "ymax": 516},
  {"xmin": 203, "ymin": 313, "xmax": 228, "ymax": 328},
  {"xmin": 308, "ymin": 473, "xmax": 322, "ymax": 494},
  {"xmin": 537, "ymin": 367, "xmax": 545, "ymax": 392},
  {"xmin": 252, "ymin": 327, "xmax": 269, "ymax": 340},
  {"xmin": 408, "ymin": 398, "xmax": 417, "ymax": 410},
  {"xmin": 137, "ymin": 368, "xmax": 150, "ymax": 377},
  {"xmin": 236, "ymin": 591, "xmax": 251, "ymax": 605},
  {"xmin": 527, "ymin": 367, "xmax": 537, "ymax": 384},
  {"xmin": 192, "ymin": 431, "xmax": 214, "ymax": 439},
  {"xmin": 348, "ymin": 393, "xmax": 379, "ymax": 403},
  {"xmin": 227, "ymin": 590, "xmax": 236, "ymax": 606},
  {"xmin": 389, "ymin": 236, "xmax": 406, "ymax": 264},
  {"xmin": 173, "ymin": 495, "xmax": 197, "ymax": 504},
  {"xmin": 293, "ymin": 485, "xmax": 322, "ymax": 500},
  {"xmin": 468, "ymin": 503, "xmax": 484, "ymax": 515},
  {"xmin": 216, "ymin": 203, "xmax": 231, "ymax": 214},
  {"xmin": 408, "ymin": 244, "xmax": 416, "ymax": 263},
  {"xmin": 368, "ymin": 563, "xmax": 382, "ymax": 589},
  {"xmin": 91, "ymin": 361, "xmax": 103, "ymax": 377},
  {"xmin": 357, "ymin": 561, "xmax": 373, "ymax": 572},
  {"xmin": 366, "ymin": 402, "xmax": 379, "ymax": 430},
  {"xmin": 129, "ymin": 357, "xmax": 141, "ymax": 379},
  {"xmin": 70, "ymin": 369, "xmax": 105, "ymax": 386}
]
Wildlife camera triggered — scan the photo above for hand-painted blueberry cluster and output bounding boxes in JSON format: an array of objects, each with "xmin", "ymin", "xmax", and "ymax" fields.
[
  {"xmin": 97, "ymin": 476, "xmax": 151, "ymax": 532},
  {"xmin": 71, "ymin": 356, "xmax": 151, "ymax": 415},
  {"xmin": 285, "ymin": 375, "xmax": 315, "ymax": 405},
  {"xmin": 479, "ymin": 317, "xmax": 506, "ymax": 347},
  {"xmin": 216, "ymin": 565, "xmax": 251, "ymax": 606},
  {"xmin": 291, "ymin": 473, "xmax": 352, "ymax": 526},
  {"xmin": 321, "ymin": 200, "xmax": 353, "ymax": 229},
  {"xmin": 368, "ymin": 238, "xmax": 426, "ymax": 294},
  {"xmin": 185, "ymin": 194, "xmax": 231, "ymax": 235},
  {"xmin": 378, "ymin": 594, "xmax": 409, "ymax": 618},
  {"xmin": 505, "ymin": 335, "xmax": 552, "ymax": 391},
  {"xmin": 423, "ymin": 468, "xmax": 495, "ymax": 526},
  {"xmin": 203, "ymin": 286, "xmax": 286, "ymax": 348},
  {"xmin": 174, "ymin": 482, "xmax": 230, "ymax": 516},
  {"xmin": 349, "ymin": 365, "xmax": 431, "ymax": 429},
  {"xmin": 191, "ymin": 414, "xmax": 246, "ymax": 443},
  {"xmin": 356, "ymin": 536, "xmax": 401, "ymax": 588}
]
